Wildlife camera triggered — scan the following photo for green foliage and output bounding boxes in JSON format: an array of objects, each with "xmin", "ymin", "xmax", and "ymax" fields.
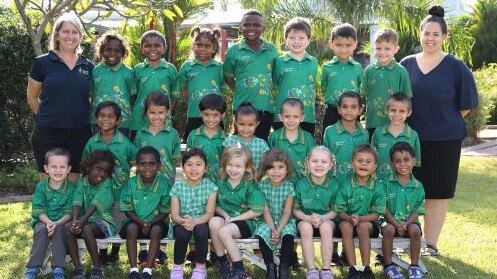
[
  {"xmin": 0, "ymin": 165, "xmax": 38, "ymax": 194},
  {"xmin": 467, "ymin": 64, "xmax": 497, "ymax": 137},
  {"xmin": 469, "ymin": 0, "xmax": 497, "ymax": 69},
  {"xmin": 444, "ymin": 15, "xmax": 475, "ymax": 66}
]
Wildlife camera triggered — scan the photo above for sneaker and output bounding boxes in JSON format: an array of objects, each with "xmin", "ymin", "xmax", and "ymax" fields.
[
  {"xmin": 141, "ymin": 272, "xmax": 152, "ymax": 279},
  {"xmin": 70, "ymin": 268, "xmax": 85, "ymax": 279},
  {"xmin": 127, "ymin": 271, "xmax": 140, "ymax": 279},
  {"xmin": 106, "ymin": 253, "xmax": 119, "ymax": 264},
  {"xmin": 408, "ymin": 265, "xmax": 424, "ymax": 279},
  {"xmin": 363, "ymin": 266, "xmax": 376, "ymax": 279},
  {"xmin": 190, "ymin": 267, "xmax": 207, "ymax": 279},
  {"xmin": 53, "ymin": 267, "xmax": 65, "ymax": 279},
  {"xmin": 138, "ymin": 250, "xmax": 148, "ymax": 265},
  {"xmin": 374, "ymin": 254, "xmax": 384, "ymax": 266},
  {"xmin": 319, "ymin": 269, "xmax": 335, "ymax": 279},
  {"xmin": 156, "ymin": 249, "xmax": 167, "ymax": 265},
  {"xmin": 89, "ymin": 268, "xmax": 104, "ymax": 279},
  {"xmin": 230, "ymin": 269, "xmax": 251, "ymax": 279},
  {"xmin": 24, "ymin": 267, "xmax": 38, "ymax": 279},
  {"xmin": 345, "ymin": 266, "xmax": 361, "ymax": 279},
  {"xmin": 383, "ymin": 265, "xmax": 405, "ymax": 279},
  {"xmin": 170, "ymin": 266, "xmax": 184, "ymax": 279},
  {"xmin": 306, "ymin": 269, "xmax": 319, "ymax": 279}
]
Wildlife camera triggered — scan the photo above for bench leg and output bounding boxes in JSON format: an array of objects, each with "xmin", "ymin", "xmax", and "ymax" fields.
[{"xmin": 240, "ymin": 249, "xmax": 267, "ymax": 270}]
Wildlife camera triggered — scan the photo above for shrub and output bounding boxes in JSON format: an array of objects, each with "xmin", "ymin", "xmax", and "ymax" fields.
[
  {"xmin": 467, "ymin": 64, "xmax": 497, "ymax": 137},
  {"xmin": 0, "ymin": 165, "xmax": 39, "ymax": 194}
]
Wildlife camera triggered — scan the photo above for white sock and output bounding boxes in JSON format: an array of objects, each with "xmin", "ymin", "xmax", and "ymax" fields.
[
  {"xmin": 159, "ymin": 245, "xmax": 166, "ymax": 252},
  {"xmin": 130, "ymin": 267, "xmax": 139, "ymax": 273},
  {"xmin": 143, "ymin": 268, "xmax": 152, "ymax": 275}
]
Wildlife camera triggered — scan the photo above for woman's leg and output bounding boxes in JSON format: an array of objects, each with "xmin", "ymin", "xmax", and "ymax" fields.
[{"xmin": 424, "ymin": 199, "xmax": 448, "ymax": 249}]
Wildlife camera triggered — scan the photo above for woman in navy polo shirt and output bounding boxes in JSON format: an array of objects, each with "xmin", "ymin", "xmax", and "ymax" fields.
[
  {"xmin": 400, "ymin": 6, "xmax": 478, "ymax": 256},
  {"xmin": 27, "ymin": 11, "xmax": 93, "ymax": 182}
]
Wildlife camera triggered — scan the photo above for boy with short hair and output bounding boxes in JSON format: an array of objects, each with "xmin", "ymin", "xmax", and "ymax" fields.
[
  {"xmin": 361, "ymin": 28, "xmax": 412, "ymax": 138},
  {"xmin": 321, "ymin": 23, "xmax": 363, "ymax": 136},
  {"xmin": 273, "ymin": 17, "xmax": 318, "ymax": 135},
  {"xmin": 223, "ymin": 9, "xmax": 278, "ymax": 140},
  {"xmin": 381, "ymin": 142, "xmax": 425, "ymax": 279},
  {"xmin": 371, "ymin": 93, "xmax": 421, "ymax": 178},
  {"xmin": 335, "ymin": 144, "xmax": 386, "ymax": 279},
  {"xmin": 24, "ymin": 148, "xmax": 74, "ymax": 279}
]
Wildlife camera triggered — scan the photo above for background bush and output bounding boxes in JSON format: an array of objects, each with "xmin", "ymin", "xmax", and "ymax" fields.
[{"xmin": 468, "ymin": 64, "xmax": 497, "ymax": 137}]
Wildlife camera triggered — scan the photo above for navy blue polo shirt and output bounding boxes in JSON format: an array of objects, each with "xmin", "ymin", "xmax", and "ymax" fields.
[
  {"xmin": 29, "ymin": 51, "xmax": 94, "ymax": 128},
  {"xmin": 400, "ymin": 54, "xmax": 478, "ymax": 141}
]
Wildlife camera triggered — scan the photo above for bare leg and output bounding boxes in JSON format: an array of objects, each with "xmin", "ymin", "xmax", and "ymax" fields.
[
  {"xmin": 297, "ymin": 221, "xmax": 315, "ymax": 269},
  {"xmin": 208, "ymin": 217, "xmax": 226, "ymax": 256},
  {"xmin": 218, "ymin": 223, "xmax": 242, "ymax": 261},
  {"xmin": 356, "ymin": 222, "xmax": 373, "ymax": 267},
  {"xmin": 126, "ymin": 222, "xmax": 139, "ymax": 268},
  {"xmin": 319, "ymin": 221, "xmax": 334, "ymax": 269},
  {"xmin": 65, "ymin": 223, "xmax": 83, "ymax": 268},
  {"xmin": 82, "ymin": 223, "xmax": 105, "ymax": 268},
  {"xmin": 424, "ymin": 199, "xmax": 448, "ymax": 248},
  {"xmin": 408, "ymin": 224, "xmax": 422, "ymax": 265},
  {"xmin": 381, "ymin": 224, "xmax": 396, "ymax": 265},
  {"xmin": 339, "ymin": 222, "xmax": 356, "ymax": 266},
  {"xmin": 146, "ymin": 224, "xmax": 163, "ymax": 268}
]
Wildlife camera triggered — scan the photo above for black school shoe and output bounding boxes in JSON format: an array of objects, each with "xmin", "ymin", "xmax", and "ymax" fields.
[
  {"xmin": 138, "ymin": 250, "xmax": 148, "ymax": 265},
  {"xmin": 346, "ymin": 266, "xmax": 361, "ymax": 279},
  {"xmin": 107, "ymin": 253, "xmax": 119, "ymax": 264},
  {"xmin": 127, "ymin": 271, "xmax": 139, "ymax": 279},
  {"xmin": 156, "ymin": 249, "xmax": 167, "ymax": 265},
  {"xmin": 363, "ymin": 266, "xmax": 376, "ymax": 279},
  {"xmin": 141, "ymin": 272, "xmax": 152, "ymax": 279}
]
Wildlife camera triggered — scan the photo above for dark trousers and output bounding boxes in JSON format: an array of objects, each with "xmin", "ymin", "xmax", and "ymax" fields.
[
  {"xmin": 321, "ymin": 105, "xmax": 340, "ymax": 138},
  {"xmin": 173, "ymin": 224, "xmax": 209, "ymax": 264},
  {"xmin": 257, "ymin": 234, "xmax": 294, "ymax": 265},
  {"xmin": 27, "ymin": 222, "xmax": 67, "ymax": 268}
]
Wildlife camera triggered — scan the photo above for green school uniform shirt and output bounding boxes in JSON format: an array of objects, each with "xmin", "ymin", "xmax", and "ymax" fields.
[
  {"xmin": 335, "ymin": 176, "xmax": 386, "ymax": 220},
  {"xmin": 223, "ymin": 38, "xmax": 278, "ymax": 112},
  {"xmin": 380, "ymin": 173, "xmax": 425, "ymax": 225},
  {"xmin": 267, "ymin": 128, "xmax": 316, "ymax": 180},
  {"xmin": 170, "ymin": 178, "xmax": 217, "ymax": 220},
  {"xmin": 73, "ymin": 177, "xmax": 116, "ymax": 234},
  {"xmin": 91, "ymin": 62, "xmax": 136, "ymax": 129},
  {"xmin": 371, "ymin": 124, "xmax": 421, "ymax": 178},
  {"xmin": 321, "ymin": 56, "xmax": 363, "ymax": 107},
  {"xmin": 31, "ymin": 178, "xmax": 74, "ymax": 228},
  {"xmin": 216, "ymin": 178, "xmax": 266, "ymax": 233},
  {"xmin": 179, "ymin": 58, "xmax": 225, "ymax": 118},
  {"xmin": 134, "ymin": 125, "xmax": 181, "ymax": 185},
  {"xmin": 186, "ymin": 125, "xmax": 227, "ymax": 181},
  {"xmin": 132, "ymin": 58, "xmax": 181, "ymax": 130},
  {"xmin": 360, "ymin": 59, "xmax": 412, "ymax": 129},
  {"xmin": 322, "ymin": 121, "xmax": 369, "ymax": 179},
  {"xmin": 83, "ymin": 131, "xmax": 137, "ymax": 200},
  {"xmin": 273, "ymin": 52, "xmax": 318, "ymax": 123},
  {"xmin": 120, "ymin": 174, "xmax": 171, "ymax": 223},
  {"xmin": 222, "ymin": 135, "xmax": 269, "ymax": 168},
  {"xmin": 293, "ymin": 175, "xmax": 339, "ymax": 216}
]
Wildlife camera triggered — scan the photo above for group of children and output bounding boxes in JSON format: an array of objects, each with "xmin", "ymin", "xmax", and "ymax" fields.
[{"xmin": 25, "ymin": 7, "xmax": 427, "ymax": 279}]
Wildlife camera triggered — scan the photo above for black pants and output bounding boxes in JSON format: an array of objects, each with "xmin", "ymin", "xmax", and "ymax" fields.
[
  {"xmin": 257, "ymin": 235, "xmax": 294, "ymax": 265},
  {"xmin": 322, "ymin": 105, "xmax": 340, "ymax": 138},
  {"xmin": 272, "ymin": 122, "xmax": 316, "ymax": 136},
  {"xmin": 173, "ymin": 224, "xmax": 209, "ymax": 264}
]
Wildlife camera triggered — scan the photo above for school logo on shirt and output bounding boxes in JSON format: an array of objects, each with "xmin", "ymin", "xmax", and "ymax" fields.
[
  {"xmin": 387, "ymin": 193, "xmax": 396, "ymax": 200},
  {"xmin": 79, "ymin": 68, "xmax": 89, "ymax": 77},
  {"xmin": 334, "ymin": 140, "xmax": 344, "ymax": 147},
  {"xmin": 284, "ymin": 68, "xmax": 294, "ymax": 73},
  {"xmin": 378, "ymin": 142, "xmax": 388, "ymax": 148},
  {"xmin": 241, "ymin": 55, "xmax": 251, "ymax": 61},
  {"xmin": 188, "ymin": 72, "xmax": 198, "ymax": 77}
]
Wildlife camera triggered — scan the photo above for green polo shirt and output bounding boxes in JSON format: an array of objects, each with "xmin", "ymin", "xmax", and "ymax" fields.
[
  {"xmin": 293, "ymin": 175, "xmax": 339, "ymax": 216},
  {"xmin": 273, "ymin": 52, "xmax": 318, "ymax": 123},
  {"xmin": 134, "ymin": 125, "xmax": 181, "ymax": 184},
  {"xmin": 371, "ymin": 124, "xmax": 421, "ymax": 178},
  {"xmin": 222, "ymin": 135, "xmax": 269, "ymax": 168},
  {"xmin": 83, "ymin": 131, "xmax": 137, "ymax": 200},
  {"xmin": 132, "ymin": 58, "xmax": 181, "ymax": 130},
  {"xmin": 73, "ymin": 177, "xmax": 116, "ymax": 234},
  {"xmin": 223, "ymin": 38, "xmax": 278, "ymax": 112},
  {"xmin": 322, "ymin": 121, "xmax": 369, "ymax": 179},
  {"xmin": 267, "ymin": 128, "xmax": 316, "ymax": 180},
  {"xmin": 120, "ymin": 174, "xmax": 171, "ymax": 223},
  {"xmin": 360, "ymin": 59, "xmax": 412, "ymax": 129},
  {"xmin": 91, "ymin": 62, "xmax": 136, "ymax": 129},
  {"xmin": 216, "ymin": 178, "xmax": 266, "ymax": 233},
  {"xmin": 381, "ymin": 173, "xmax": 425, "ymax": 224},
  {"xmin": 179, "ymin": 58, "xmax": 225, "ymax": 118},
  {"xmin": 31, "ymin": 178, "xmax": 74, "ymax": 228},
  {"xmin": 335, "ymin": 176, "xmax": 386, "ymax": 219},
  {"xmin": 170, "ymin": 178, "xmax": 217, "ymax": 220},
  {"xmin": 187, "ymin": 125, "xmax": 227, "ymax": 181},
  {"xmin": 321, "ymin": 56, "xmax": 363, "ymax": 107}
]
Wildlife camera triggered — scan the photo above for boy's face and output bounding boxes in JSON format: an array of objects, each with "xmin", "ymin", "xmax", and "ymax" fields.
[
  {"xmin": 44, "ymin": 155, "xmax": 71, "ymax": 185},
  {"xmin": 88, "ymin": 161, "xmax": 112, "ymax": 186},
  {"xmin": 391, "ymin": 151, "xmax": 415, "ymax": 178},
  {"xmin": 329, "ymin": 36, "xmax": 357, "ymax": 61},
  {"xmin": 285, "ymin": 29, "xmax": 310, "ymax": 56},
  {"xmin": 387, "ymin": 100, "xmax": 411, "ymax": 126},
  {"xmin": 240, "ymin": 14, "xmax": 265, "ymax": 42},
  {"xmin": 141, "ymin": 36, "xmax": 165, "ymax": 63},
  {"xmin": 136, "ymin": 153, "xmax": 159, "ymax": 184},
  {"xmin": 234, "ymin": 114, "xmax": 259, "ymax": 141},
  {"xmin": 375, "ymin": 40, "xmax": 399, "ymax": 65},
  {"xmin": 102, "ymin": 39, "xmax": 123, "ymax": 66},
  {"xmin": 279, "ymin": 104, "xmax": 304, "ymax": 132},
  {"xmin": 338, "ymin": 96, "xmax": 363, "ymax": 123},
  {"xmin": 183, "ymin": 155, "xmax": 206, "ymax": 185},
  {"xmin": 96, "ymin": 107, "xmax": 119, "ymax": 132},
  {"xmin": 201, "ymin": 108, "xmax": 224, "ymax": 131},
  {"xmin": 147, "ymin": 104, "xmax": 168, "ymax": 128},
  {"xmin": 352, "ymin": 152, "xmax": 377, "ymax": 179}
]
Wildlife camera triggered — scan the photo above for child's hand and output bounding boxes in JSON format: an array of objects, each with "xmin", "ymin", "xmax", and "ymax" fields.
[
  {"xmin": 224, "ymin": 216, "xmax": 232, "ymax": 225},
  {"xmin": 396, "ymin": 222, "xmax": 407, "ymax": 236},
  {"xmin": 142, "ymin": 222, "xmax": 151, "ymax": 235},
  {"xmin": 70, "ymin": 220, "xmax": 82, "ymax": 234},
  {"xmin": 350, "ymin": 214, "xmax": 360, "ymax": 226},
  {"xmin": 310, "ymin": 214, "xmax": 321, "ymax": 228},
  {"xmin": 270, "ymin": 229, "xmax": 280, "ymax": 244},
  {"xmin": 182, "ymin": 215, "xmax": 195, "ymax": 231},
  {"xmin": 47, "ymin": 221, "xmax": 56, "ymax": 237}
]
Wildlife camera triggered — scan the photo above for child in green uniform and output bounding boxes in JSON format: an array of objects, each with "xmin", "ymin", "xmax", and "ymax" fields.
[
  {"xmin": 91, "ymin": 30, "xmax": 136, "ymax": 137},
  {"xmin": 321, "ymin": 23, "xmax": 362, "ymax": 136},
  {"xmin": 335, "ymin": 144, "xmax": 386, "ymax": 279},
  {"xmin": 187, "ymin": 94, "xmax": 227, "ymax": 182},
  {"xmin": 66, "ymin": 150, "xmax": 116, "ymax": 279},
  {"xmin": 119, "ymin": 147, "xmax": 171, "ymax": 279},
  {"xmin": 179, "ymin": 26, "xmax": 225, "ymax": 141},
  {"xmin": 381, "ymin": 142, "xmax": 425, "ymax": 279},
  {"xmin": 223, "ymin": 9, "xmax": 278, "ymax": 140},
  {"xmin": 323, "ymin": 92, "xmax": 368, "ymax": 181},
  {"xmin": 209, "ymin": 145, "xmax": 265, "ymax": 279},
  {"xmin": 170, "ymin": 148, "xmax": 217, "ymax": 279},
  {"xmin": 293, "ymin": 146, "xmax": 339, "ymax": 279},
  {"xmin": 254, "ymin": 148, "xmax": 296, "ymax": 279},
  {"xmin": 360, "ymin": 28, "xmax": 412, "ymax": 138},
  {"xmin": 24, "ymin": 148, "xmax": 74, "ymax": 279},
  {"xmin": 223, "ymin": 102, "xmax": 269, "ymax": 168},
  {"xmin": 371, "ymin": 93, "xmax": 421, "ymax": 178},
  {"xmin": 273, "ymin": 17, "xmax": 318, "ymax": 135},
  {"xmin": 268, "ymin": 98, "xmax": 315, "ymax": 182},
  {"xmin": 132, "ymin": 30, "xmax": 181, "ymax": 133}
]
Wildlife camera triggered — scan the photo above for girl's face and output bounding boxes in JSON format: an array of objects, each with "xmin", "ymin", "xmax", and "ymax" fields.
[
  {"xmin": 56, "ymin": 22, "xmax": 81, "ymax": 52},
  {"xmin": 141, "ymin": 36, "xmax": 165, "ymax": 63},
  {"xmin": 307, "ymin": 151, "xmax": 333, "ymax": 180},
  {"xmin": 88, "ymin": 161, "xmax": 112, "ymax": 186},
  {"xmin": 183, "ymin": 155, "xmax": 206, "ymax": 185},
  {"xmin": 194, "ymin": 36, "xmax": 216, "ymax": 63},
  {"xmin": 235, "ymin": 114, "xmax": 259, "ymax": 141},
  {"xmin": 338, "ymin": 96, "xmax": 362, "ymax": 123},
  {"xmin": 136, "ymin": 153, "xmax": 160, "ymax": 184},
  {"xmin": 420, "ymin": 21, "xmax": 446, "ymax": 54},
  {"xmin": 96, "ymin": 107, "xmax": 119, "ymax": 132},
  {"xmin": 147, "ymin": 104, "xmax": 168, "ymax": 128},
  {"xmin": 266, "ymin": 160, "xmax": 287, "ymax": 185},
  {"xmin": 102, "ymin": 39, "xmax": 123, "ymax": 66},
  {"xmin": 226, "ymin": 156, "xmax": 248, "ymax": 183}
]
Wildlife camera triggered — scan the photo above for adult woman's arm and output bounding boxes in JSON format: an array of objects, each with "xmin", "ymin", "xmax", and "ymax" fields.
[{"xmin": 27, "ymin": 77, "xmax": 42, "ymax": 114}]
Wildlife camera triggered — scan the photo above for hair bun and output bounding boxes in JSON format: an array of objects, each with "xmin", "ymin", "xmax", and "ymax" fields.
[{"xmin": 428, "ymin": 5, "xmax": 444, "ymax": 17}]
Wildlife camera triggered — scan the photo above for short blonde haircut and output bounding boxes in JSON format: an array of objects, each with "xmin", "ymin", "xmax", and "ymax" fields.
[
  {"xmin": 306, "ymin": 145, "xmax": 336, "ymax": 176},
  {"xmin": 220, "ymin": 144, "xmax": 257, "ymax": 182},
  {"xmin": 49, "ymin": 11, "xmax": 84, "ymax": 53}
]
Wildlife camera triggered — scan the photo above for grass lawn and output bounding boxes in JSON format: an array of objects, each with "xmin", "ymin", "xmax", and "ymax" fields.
[{"xmin": 1, "ymin": 157, "xmax": 496, "ymax": 278}]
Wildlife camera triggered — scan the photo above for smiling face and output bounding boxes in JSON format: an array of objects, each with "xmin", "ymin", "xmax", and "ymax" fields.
[
  {"xmin": 201, "ymin": 108, "xmax": 224, "ymax": 131},
  {"xmin": 391, "ymin": 151, "xmax": 415, "ymax": 178},
  {"xmin": 338, "ymin": 96, "xmax": 363, "ymax": 123},
  {"xmin": 102, "ymin": 39, "xmax": 124, "ymax": 66},
  {"xmin": 279, "ymin": 104, "xmax": 304, "ymax": 132},
  {"xmin": 420, "ymin": 21, "xmax": 446, "ymax": 54},
  {"xmin": 240, "ymin": 14, "xmax": 265, "ymax": 43},
  {"xmin": 387, "ymin": 100, "xmax": 411, "ymax": 126},
  {"xmin": 141, "ymin": 36, "xmax": 166, "ymax": 63},
  {"xmin": 56, "ymin": 22, "xmax": 81, "ymax": 52},
  {"xmin": 266, "ymin": 160, "xmax": 288, "ymax": 185},
  {"xmin": 226, "ymin": 156, "xmax": 247, "ymax": 184},
  {"xmin": 146, "ymin": 104, "xmax": 168, "ymax": 128},
  {"xmin": 352, "ymin": 152, "xmax": 377, "ymax": 180},
  {"xmin": 136, "ymin": 153, "xmax": 160, "ymax": 184},
  {"xmin": 306, "ymin": 151, "xmax": 333, "ymax": 181},
  {"xmin": 183, "ymin": 155, "xmax": 207, "ymax": 185},
  {"xmin": 374, "ymin": 40, "xmax": 399, "ymax": 65},
  {"xmin": 96, "ymin": 107, "xmax": 119, "ymax": 133},
  {"xmin": 329, "ymin": 36, "xmax": 357, "ymax": 61},
  {"xmin": 285, "ymin": 29, "xmax": 310, "ymax": 56},
  {"xmin": 44, "ymin": 155, "xmax": 71, "ymax": 186},
  {"xmin": 194, "ymin": 36, "xmax": 216, "ymax": 63},
  {"xmin": 234, "ymin": 114, "xmax": 259, "ymax": 141},
  {"xmin": 88, "ymin": 161, "xmax": 112, "ymax": 186}
]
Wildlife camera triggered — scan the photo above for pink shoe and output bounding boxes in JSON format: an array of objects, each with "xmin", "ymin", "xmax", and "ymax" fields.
[
  {"xmin": 190, "ymin": 267, "xmax": 207, "ymax": 279},
  {"xmin": 170, "ymin": 266, "xmax": 184, "ymax": 279}
]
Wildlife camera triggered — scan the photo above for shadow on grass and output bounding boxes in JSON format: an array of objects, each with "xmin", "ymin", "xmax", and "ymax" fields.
[{"xmin": 423, "ymin": 254, "xmax": 497, "ymax": 279}]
